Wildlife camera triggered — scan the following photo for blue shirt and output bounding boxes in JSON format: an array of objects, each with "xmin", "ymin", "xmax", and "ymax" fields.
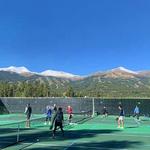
[
  {"xmin": 46, "ymin": 109, "xmax": 52, "ymax": 117},
  {"xmin": 134, "ymin": 106, "xmax": 139, "ymax": 114}
]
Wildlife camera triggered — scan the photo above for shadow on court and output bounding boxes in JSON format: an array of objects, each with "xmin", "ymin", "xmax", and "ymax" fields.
[
  {"xmin": 17, "ymin": 140, "xmax": 142, "ymax": 150},
  {"xmin": 0, "ymin": 128, "xmax": 122, "ymax": 149},
  {"xmin": 0, "ymin": 128, "xmax": 143, "ymax": 150}
]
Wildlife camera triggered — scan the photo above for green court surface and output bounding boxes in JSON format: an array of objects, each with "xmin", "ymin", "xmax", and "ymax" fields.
[{"xmin": 0, "ymin": 114, "xmax": 150, "ymax": 150}]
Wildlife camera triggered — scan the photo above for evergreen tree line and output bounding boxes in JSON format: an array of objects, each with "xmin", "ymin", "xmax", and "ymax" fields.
[
  {"xmin": 0, "ymin": 81, "xmax": 76, "ymax": 97},
  {"xmin": 0, "ymin": 81, "xmax": 150, "ymax": 98}
]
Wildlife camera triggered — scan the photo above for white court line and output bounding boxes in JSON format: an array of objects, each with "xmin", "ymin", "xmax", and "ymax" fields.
[
  {"xmin": 63, "ymin": 141, "xmax": 76, "ymax": 150},
  {"xmin": 66, "ymin": 146, "xmax": 128, "ymax": 150}
]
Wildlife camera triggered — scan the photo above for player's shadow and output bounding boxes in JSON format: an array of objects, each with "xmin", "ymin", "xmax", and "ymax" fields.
[{"xmin": 126, "ymin": 126, "xmax": 139, "ymax": 129}]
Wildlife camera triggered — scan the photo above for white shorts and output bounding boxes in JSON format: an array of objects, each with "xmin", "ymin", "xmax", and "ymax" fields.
[{"xmin": 119, "ymin": 116, "xmax": 124, "ymax": 121}]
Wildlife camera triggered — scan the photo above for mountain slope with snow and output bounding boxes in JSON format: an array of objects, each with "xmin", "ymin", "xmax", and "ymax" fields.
[
  {"xmin": 40, "ymin": 70, "xmax": 80, "ymax": 79},
  {"xmin": 110, "ymin": 67, "xmax": 138, "ymax": 74},
  {"xmin": 0, "ymin": 66, "xmax": 81, "ymax": 79},
  {"xmin": 0, "ymin": 66, "xmax": 30, "ymax": 74},
  {"xmin": 90, "ymin": 67, "xmax": 139, "ymax": 79}
]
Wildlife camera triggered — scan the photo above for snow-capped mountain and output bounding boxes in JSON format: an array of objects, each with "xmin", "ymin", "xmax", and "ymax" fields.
[
  {"xmin": 40, "ymin": 70, "xmax": 80, "ymax": 78},
  {"xmin": 0, "ymin": 66, "xmax": 148, "ymax": 79},
  {"xmin": 102, "ymin": 67, "xmax": 139, "ymax": 78},
  {"xmin": 90, "ymin": 66, "xmax": 140, "ymax": 79},
  {"xmin": 111, "ymin": 67, "xmax": 138, "ymax": 74},
  {"xmin": 0, "ymin": 66, "xmax": 80, "ymax": 79},
  {"xmin": 110, "ymin": 67, "xmax": 138, "ymax": 74},
  {"xmin": 0, "ymin": 66, "xmax": 30, "ymax": 74}
]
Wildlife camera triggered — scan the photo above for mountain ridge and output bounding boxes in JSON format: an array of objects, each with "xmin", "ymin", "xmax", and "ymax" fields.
[
  {"xmin": 1, "ymin": 66, "xmax": 150, "ymax": 97},
  {"xmin": 0, "ymin": 66, "xmax": 149, "ymax": 79}
]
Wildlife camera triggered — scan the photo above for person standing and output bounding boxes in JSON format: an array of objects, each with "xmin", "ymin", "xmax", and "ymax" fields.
[
  {"xmin": 24, "ymin": 103, "xmax": 32, "ymax": 128},
  {"xmin": 102, "ymin": 106, "xmax": 108, "ymax": 118},
  {"xmin": 50, "ymin": 107, "xmax": 64, "ymax": 138},
  {"xmin": 117, "ymin": 105, "xmax": 125, "ymax": 129},
  {"xmin": 66, "ymin": 105, "xmax": 73, "ymax": 124},
  {"xmin": 133, "ymin": 105, "xmax": 140, "ymax": 120},
  {"xmin": 44, "ymin": 105, "xmax": 52, "ymax": 125},
  {"xmin": 53, "ymin": 104, "xmax": 57, "ymax": 113}
]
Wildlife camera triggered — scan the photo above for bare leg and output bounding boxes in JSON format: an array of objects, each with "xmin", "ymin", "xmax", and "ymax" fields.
[
  {"xmin": 118, "ymin": 119, "xmax": 120, "ymax": 128},
  {"xmin": 28, "ymin": 119, "xmax": 30, "ymax": 128},
  {"xmin": 26, "ymin": 119, "xmax": 30, "ymax": 128},
  {"xmin": 121, "ymin": 120, "xmax": 124, "ymax": 128},
  {"xmin": 26, "ymin": 120, "xmax": 29, "ymax": 128}
]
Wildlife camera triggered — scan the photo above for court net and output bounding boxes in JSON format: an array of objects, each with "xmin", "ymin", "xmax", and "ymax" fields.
[
  {"xmin": 0, "ymin": 111, "xmax": 93, "ymax": 149},
  {"xmin": 0, "ymin": 116, "xmax": 46, "ymax": 149}
]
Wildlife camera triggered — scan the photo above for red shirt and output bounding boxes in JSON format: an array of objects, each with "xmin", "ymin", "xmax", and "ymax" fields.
[{"xmin": 67, "ymin": 107, "xmax": 73, "ymax": 114}]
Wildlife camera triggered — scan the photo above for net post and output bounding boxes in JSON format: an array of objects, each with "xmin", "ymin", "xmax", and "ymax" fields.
[
  {"xmin": 17, "ymin": 124, "xmax": 20, "ymax": 143},
  {"xmin": 92, "ymin": 97, "xmax": 95, "ymax": 117}
]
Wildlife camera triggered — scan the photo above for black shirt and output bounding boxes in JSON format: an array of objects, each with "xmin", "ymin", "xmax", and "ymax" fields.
[
  {"xmin": 119, "ymin": 109, "xmax": 124, "ymax": 116},
  {"xmin": 26, "ymin": 106, "xmax": 32, "ymax": 115}
]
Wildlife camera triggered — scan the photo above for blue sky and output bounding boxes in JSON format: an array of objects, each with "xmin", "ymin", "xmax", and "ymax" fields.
[{"xmin": 0, "ymin": 0, "xmax": 150, "ymax": 75}]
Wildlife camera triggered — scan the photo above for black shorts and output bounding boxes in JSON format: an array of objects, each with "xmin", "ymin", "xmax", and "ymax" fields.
[
  {"xmin": 69, "ymin": 114, "xmax": 72, "ymax": 119},
  {"xmin": 103, "ymin": 111, "xmax": 108, "ymax": 115},
  {"xmin": 55, "ymin": 121, "xmax": 63, "ymax": 128},
  {"xmin": 27, "ymin": 114, "xmax": 31, "ymax": 120}
]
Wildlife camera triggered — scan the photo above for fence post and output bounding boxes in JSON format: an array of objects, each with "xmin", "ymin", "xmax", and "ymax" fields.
[{"xmin": 92, "ymin": 97, "xmax": 95, "ymax": 117}]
